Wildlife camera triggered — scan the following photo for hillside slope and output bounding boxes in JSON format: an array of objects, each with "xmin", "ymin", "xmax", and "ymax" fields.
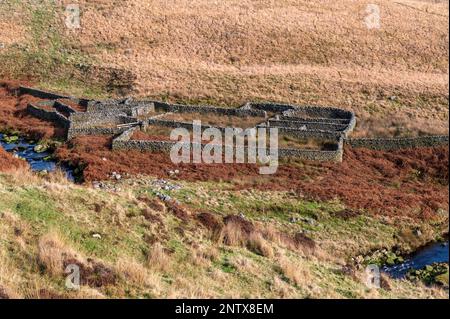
[
  {"xmin": 0, "ymin": 0, "xmax": 448, "ymax": 299},
  {"xmin": 1, "ymin": 0, "xmax": 449, "ymax": 135},
  {"xmin": 0, "ymin": 168, "xmax": 448, "ymax": 299}
]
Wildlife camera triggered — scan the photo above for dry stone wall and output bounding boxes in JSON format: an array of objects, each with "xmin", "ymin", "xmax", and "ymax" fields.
[
  {"xmin": 54, "ymin": 101, "xmax": 77, "ymax": 116},
  {"xmin": 267, "ymin": 119, "xmax": 348, "ymax": 132},
  {"xmin": 19, "ymin": 86, "xmax": 70, "ymax": 100},
  {"xmin": 19, "ymin": 86, "xmax": 448, "ymax": 163},
  {"xmin": 143, "ymin": 101, "xmax": 266, "ymax": 117},
  {"xmin": 26, "ymin": 104, "xmax": 70, "ymax": 129},
  {"xmin": 346, "ymin": 136, "xmax": 449, "ymax": 150},
  {"xmin": 112, "ymin": 127, "xmax": 344, "ymax": 162}
]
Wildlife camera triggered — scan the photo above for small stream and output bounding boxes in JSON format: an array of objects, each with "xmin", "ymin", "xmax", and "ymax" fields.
[
  {"xmin": 383, "ymin": 241, "xmax": 449, "ymax": 279},
  {"xmin": 0, "ymin": 133, "xmax": 74, "ymax": 181},
  {"xmin": 1, "ymin": 134, "xmax": 449, "ymax": 281}
]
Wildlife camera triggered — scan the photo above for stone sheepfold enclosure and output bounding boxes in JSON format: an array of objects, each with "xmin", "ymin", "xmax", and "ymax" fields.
[{"xmin": 20, "ymin": 86, "xmax": 449, "ymax": 163}]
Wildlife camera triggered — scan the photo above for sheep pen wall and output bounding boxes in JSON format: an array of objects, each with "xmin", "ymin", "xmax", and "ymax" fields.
[{"xmin": 18, "ymin": 86, "xmax": 448, "ymax": 164}]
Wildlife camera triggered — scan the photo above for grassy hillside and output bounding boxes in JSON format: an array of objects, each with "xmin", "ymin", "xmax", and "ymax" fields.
[
  {"xmin": 0, "ymin": 0, "xmax": 448, "ymax": 299},
  {"xmin": 1, "ymin": 0, "xmax": 449, "ymax": 135},
  {"xmin": 0, "ymin": 167, "xmax": 447, "ymax": 298}
]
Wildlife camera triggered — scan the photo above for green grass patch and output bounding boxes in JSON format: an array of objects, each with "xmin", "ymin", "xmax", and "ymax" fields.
[{"xmin": 0, "ymin": 0, "xmax": 108, "ymax": 99}]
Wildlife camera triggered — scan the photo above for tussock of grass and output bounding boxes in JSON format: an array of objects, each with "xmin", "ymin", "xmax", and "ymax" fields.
[
  {"xmin": 218, "ymin": 220, "xmax": 247, "ymax": 247},
  {"xmin": 247, "ymin": 232, "xmax": 274, "ymax": 258},
  {"xmin": 38, "ymin": 232, "xmax": 81, "ymax": 276},
  {"xmin": 115, "ymin": 257, "xmax": 160, "ymax": 290},
  {"xmin": 147, "ymin": 242, "xmax": 170, "ymax": 272},
  {"xmin": 275, "ymin": 255, "xmax": 316, "ymax": 292}
]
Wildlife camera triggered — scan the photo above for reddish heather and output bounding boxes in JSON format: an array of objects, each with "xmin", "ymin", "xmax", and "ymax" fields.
[
  {"xmin": 2, "ymin": 80, "xmax": 448, "ymax": 221},
  {"xmin": 0, "ymin": 81, "xmax": 66, "ymax": 139},
  {"xmin": 0, "ymin": 147, "xmax": 27, "ymax": 172},
  {"xmin": 56, "ymin": 135, "xmax": 449, "ymax": 220}
]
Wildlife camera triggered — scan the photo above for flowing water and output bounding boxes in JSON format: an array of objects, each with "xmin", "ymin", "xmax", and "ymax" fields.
[
  {"xmin": 0, "ymin": 133, "xmax": 74, "ymax": 181},
  {"xmin": 1, "ymin": 134, "xmax": 449, "ymax": 280},
  {"xmin": 383, "ymin": 241, "xmax": 449, "ymax": 278}
]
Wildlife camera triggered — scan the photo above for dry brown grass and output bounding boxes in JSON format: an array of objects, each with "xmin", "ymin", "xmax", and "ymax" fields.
[
  {"xmin": 2, "ymin": 0, "xmax": 448, "ymax": 136},
  {"xmin": 147, "ymin": 242, "xmax": 170, "ymax": 272},
  {"xmin": 0, "ymin": 247, "xmax": 21, "ymax": 299},
  {"xmin": 271, "ymin": 275, "xmax": 297, "ymax": 298},
  {"xmin": 247, "ymin": 232, "xmax": 274, "ymax": 258},
  {"xmin": 131, "ymin": 125, "xmax": 176, "ymax": 141},
  {"xmin": 218, "ymin": 219, "xmax": 249, "ymax": 246},
  {"xmin": 1, "ymin": 166, "xmax": 40, "ymax": 186},
  {"xmin": 116, "ymin": 257, "xmax": 148, "ymax": 285},
  {"xmin": 277, "ymin": 255, "xmax": 312, "ymax": 287},
  {"xmin": 0, "ymin": 6, "xmax": 27, "ymax": 47},
  {"xmin": 38, "ymin": 232, "xmax": 81, "ymax": 276},
  {"xmin": 231, "ymin": 255, "xmax": 258, "ymax": 274},
  {"xmin": 217, "ymin": 219, "xmax": 275, "ymax": 257},
  {"xmin": 190, "ymin": 245, "xmax": 219, "ymax": 266},
  {"xmin": 115, "ymin": 257, "xmax": 161, "ymax": 289},
  {"xmin": 57, "ymin": 0, "xmax": 449, "ymax": 136},
  {"xmin": 279, "ymin": 135, "xmax": 336, "ymax": 150}
]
